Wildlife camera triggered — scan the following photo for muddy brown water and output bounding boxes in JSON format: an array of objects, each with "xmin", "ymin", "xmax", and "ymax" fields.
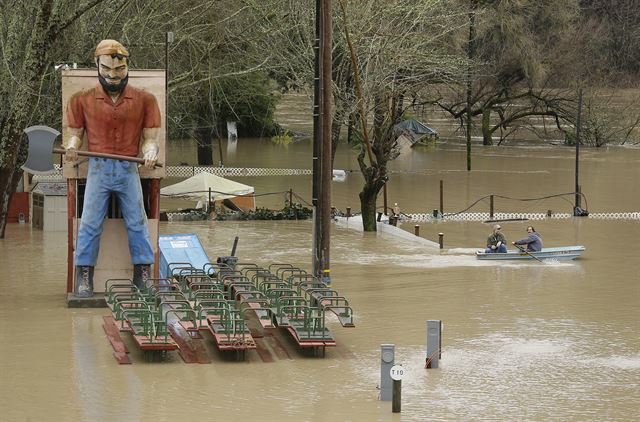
[{"xmin": 1, "ymin": 115, "xmax": 639, "ymax": 421}]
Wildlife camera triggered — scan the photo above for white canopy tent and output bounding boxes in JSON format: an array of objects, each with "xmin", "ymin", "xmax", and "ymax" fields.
[{"xmin": 161, "ymin": 172, "xmax": 255, "ymax": 210}]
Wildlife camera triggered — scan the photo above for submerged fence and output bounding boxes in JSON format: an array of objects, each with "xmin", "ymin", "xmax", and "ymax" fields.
[
  {"xmin": 403, "ymin": 211, "xmax": 640, "ymax": 222},
  {"xmin": 31, "ymin": 166, "xmax": 639, "ymax": 221},
  {"xmin": 32, "ymin": 165, "xmax": 313, "ymax": 181}
]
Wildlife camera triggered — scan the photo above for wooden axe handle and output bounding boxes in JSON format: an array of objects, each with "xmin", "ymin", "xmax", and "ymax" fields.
[{"xmin": 52, "ymin": 148, "xmax": 163, "ymax": 167}]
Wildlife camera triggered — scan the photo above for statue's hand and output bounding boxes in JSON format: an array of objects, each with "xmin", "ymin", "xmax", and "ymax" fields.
[
  {"xmin": 64, "ymin": 134, "xmax": 82, "ymax": 162},
  {"xmin": 141, "ymin": 142, "xmax": 159, "ymax": 168},
  {"xmin": 65, "ymin": 146, "xmax": 78, "ymax": 162}
]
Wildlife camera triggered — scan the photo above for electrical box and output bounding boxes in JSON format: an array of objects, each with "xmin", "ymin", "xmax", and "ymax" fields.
[
  {"xmin": 380, "ymin": 344, "xmax": 395, "ymax": 401},
  {"xmin": 426, "ymin": 320, "xmax": 442, "ymax": 368}
]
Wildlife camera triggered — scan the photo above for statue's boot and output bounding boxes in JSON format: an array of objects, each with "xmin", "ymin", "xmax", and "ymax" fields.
[
  {"xmin": 74, "ymin": 266, "xmax": 94, "ymax": 298},
  {"xmin": 133, "ymin": 264, "xmax": 151, "ymax": 292}
]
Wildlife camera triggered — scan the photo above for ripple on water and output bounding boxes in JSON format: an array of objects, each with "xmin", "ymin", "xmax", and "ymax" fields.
[{"xmin": 581, "ymin": 354, "xmax": 640, "ymax": 370}]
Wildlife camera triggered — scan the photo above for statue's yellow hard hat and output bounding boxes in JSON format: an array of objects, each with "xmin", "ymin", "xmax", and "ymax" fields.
[{"xmin": 94, "ymin": 39, "xmax": 129, "ymax": 58}]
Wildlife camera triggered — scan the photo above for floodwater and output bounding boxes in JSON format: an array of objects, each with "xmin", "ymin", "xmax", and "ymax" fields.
[{"xmin": 1, "ymin": 106, "xmax": 640, "ymax": 421}]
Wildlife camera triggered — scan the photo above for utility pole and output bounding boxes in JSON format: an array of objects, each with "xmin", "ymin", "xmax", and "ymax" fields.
[
  {"xmin": 320, "ymin": 0, "xmax": 333, "ymax": 285},
  {"xmin": 466, "ymin": 1, "xmax": 477, "ymax": 172},
  {"xmin": 574, "ymin": 88, "xmax": 583, "ymax": 215},
  {"xmin": 312, "ymin": 0, "xmax": 322, "ymax": 279},
  {"xmin": 312, "ymin": 0, "xmax": 332, "ymax": 284}
]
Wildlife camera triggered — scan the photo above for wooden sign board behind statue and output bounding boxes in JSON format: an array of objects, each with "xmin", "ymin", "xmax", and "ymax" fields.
[{"xmin": 62, "ymin": 69, "xmax": 166, "ymax": 296}]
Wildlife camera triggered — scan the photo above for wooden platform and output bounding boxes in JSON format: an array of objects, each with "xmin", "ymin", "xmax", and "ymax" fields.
[
  {"xmin": 102, "ymin": 316, "xmax": 131, "ymax": 364},
  {"xmin": 67, "ymin": 292, "xmax": 107, "ymax": 308}
]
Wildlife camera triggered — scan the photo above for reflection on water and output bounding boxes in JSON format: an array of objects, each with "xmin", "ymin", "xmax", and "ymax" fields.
[{"xmin": 1, "ymin": 140, "xmax": 639, "ymax": 421}]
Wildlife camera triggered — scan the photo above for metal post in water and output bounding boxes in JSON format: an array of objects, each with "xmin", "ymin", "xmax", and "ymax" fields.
[
  {"xmin": 414, "ymin": 225, "xmax": 420, "ymax": 236},
  {"xmin": 426, "ymin": 320, "xmax": 441, "ymax": 368},
  {"xmin": 380, "ymin": 344, "xmax": 395, "ymax": 401},
  {"xmin": 230, "ymin": 236, "xmax": 239, "ymax": 256},
  {"xmin": 438, "ymin": 233, "xmax": 444, "ymax": 249},
  {"xmin": 346, "ymin": 207, "xmax": 351, "ymax": 218}
]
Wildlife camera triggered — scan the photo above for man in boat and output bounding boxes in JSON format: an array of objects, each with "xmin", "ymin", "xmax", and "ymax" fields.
[
  {"xmin": 512, "ymin": 226, "xmax": 543, "ymax": 252},
  {"xmin": 485, "ymin": 224, "xmax": 507, "ymax": 253},
  {"xmin": 65, "ymin": 39, "xmax": 161, "ymax": 297}
]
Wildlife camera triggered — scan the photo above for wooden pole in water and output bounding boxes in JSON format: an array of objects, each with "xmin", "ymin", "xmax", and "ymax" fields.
[
  {"xmin": 438, "ymin": 233, "xmax": 444, "ymax": 249},
  {"xmin": 383, "ymin": 183, "xmax": 388, "ymax": 215},
  {"xmin": 490, "ymin": 194, "xmax": 494, "ymax": 218},
  {"xmin": 217, "ymin": 130, "xmax": 225, "ymax": 167},
  {"xmin": 319, "ymin": 0, "xmax": 333, "ymax": 284},
  {"xmin": 466, "ymin": 5, "xmax": 476, "ymax": 172},
  {"xmin": 312, "ymin": 0, "xmax": 322, "ymax": 276},
  {"xmin": 392, "ymin": 379, "xmax": 402, "ymax": 413},
  {"xmin": 414, "ymin": 225, "xmax": 420, "ymax": 236},
  {"xmin": 439, "ymin": 179, "xmax": 444, "ymax": 216}
]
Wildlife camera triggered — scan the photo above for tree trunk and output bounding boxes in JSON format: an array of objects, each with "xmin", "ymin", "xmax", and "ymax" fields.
[
  {"xmin": 356, "ymin": 95, "xmax": 390, "ymax": 232},
  {"xmin": 359, "ymin": 182, "xmax": 379, "ymax": 231},
  {"xmin": 347, "ymin": 112, "xmax": 355, "ymax": 144},
  {"xmin": 395, "ymin": 94, "xmax": 404, "ymax": 119},
  {"xmin": 482, "ymin": 108, "xmax": 493, "ymax": 145},
  {"xmin": 195, "ymin": 127, "xmax": 214, "ymax": 165},
  {"xmin": 0, "ymin": 167, "xmax": 23, "ymax": 238},
  {"xmin": 0, "ymin": 1, "xmax": 55, "ymax": 238}
]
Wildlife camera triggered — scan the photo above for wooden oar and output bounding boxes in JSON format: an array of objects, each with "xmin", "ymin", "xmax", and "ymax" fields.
[{"xmin": 513, "ymin": 244, "xmax": 545, "ymax": 263}]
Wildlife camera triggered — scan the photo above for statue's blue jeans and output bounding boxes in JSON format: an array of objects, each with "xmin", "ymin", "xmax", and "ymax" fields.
[{"xmin": 75, "ymin": 158, "xmax": 154, "ymax": 266}]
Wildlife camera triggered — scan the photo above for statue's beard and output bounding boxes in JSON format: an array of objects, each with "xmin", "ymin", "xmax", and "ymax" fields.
[{"xmin": 98, "ymin": 73, "xmax": 128, "ymax": 93}]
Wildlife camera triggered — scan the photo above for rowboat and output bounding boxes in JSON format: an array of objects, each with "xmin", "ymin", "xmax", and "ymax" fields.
[{"xmin": 476, "ymin": 246, "xmax": 586, "ymax": 261}]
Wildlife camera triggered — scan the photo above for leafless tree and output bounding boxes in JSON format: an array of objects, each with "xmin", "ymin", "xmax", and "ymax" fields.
[
  {"xmin": 0, "ymin": 0, "xmax": 280, "ymax": 236},
  {"xmin": 0, "ymin": 0, "xmax": 130, "ymax": 238}
]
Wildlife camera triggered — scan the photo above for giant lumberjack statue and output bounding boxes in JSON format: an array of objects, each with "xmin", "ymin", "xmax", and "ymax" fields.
[{"xmin": 65, "ymin": 39, "xmax": 161, "ymax": 297}]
